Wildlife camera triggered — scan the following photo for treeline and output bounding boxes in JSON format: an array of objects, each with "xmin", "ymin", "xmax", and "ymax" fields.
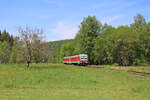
[
  {"xmin": 0, "ymin": 27, "xmax": 72, "ymax": 67},
  {"xmin": 48, "ymin": 39, "xmax": 73, "ymax": 63},
  {"xmin": 0, "ymin": 28, "xmax": 71, "ymax": 66},
  {"xmin": 1, "ymin": 14, "xmax": 150, "ymax": 66},
  {"xmin": 0, "ymin": 27, "xmax": 50, "ymax": 67},
  {"xmin": 60, "ymin": 14, "xmax": 150, "ymax": 66},
  {"xmin": 0, "ymin": 30, "xmax": 14, "ymax": 63}
]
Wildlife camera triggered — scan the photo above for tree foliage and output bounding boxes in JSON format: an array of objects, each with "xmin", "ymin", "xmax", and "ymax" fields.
[
  {"xmin": 131, "ymin": 13, "xmax": 146, "ymax": 30},
  {"xmin": 0, "ymin": 30, "xmax": 13, "ymax": 63},
  {"xmin": 74, "ymin": 16, "xmax": 102, "ymax": 64},
  {"xmin": 18, "ymin": 26, "xmax": 46, "ymax": 68},
  {"xmin": 0, "ymin": 41, "xmax": 11, "ymax": 63},
  {"xmin": 59, "ymin": 42, "xmax": 74, "ymax": 63},
  {"xmin": 60, "ymin": 14, "xmax": 150, "ymax": 66}
]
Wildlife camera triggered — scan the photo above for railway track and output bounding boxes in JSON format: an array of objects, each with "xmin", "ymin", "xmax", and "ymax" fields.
[
  {"xmin": 110, "ymin": 67, "xmax": 150, "ymax": 77},
  {"xmin": 81, "ymin": 65, "xmax": 150, "ymax": 77}
]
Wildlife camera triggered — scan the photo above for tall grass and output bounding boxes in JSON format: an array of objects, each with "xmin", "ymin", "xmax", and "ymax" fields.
[{"xmin": 0, "ymin": 64, "xmax": 150, "ymax": 100}]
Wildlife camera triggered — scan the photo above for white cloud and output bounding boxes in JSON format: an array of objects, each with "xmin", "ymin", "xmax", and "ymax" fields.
[
  {"xmin": 50, "ymin": 21, "xmax": 79, "ymax": 40},
  {"xmin": 90, "ymin": 2, "xmax": 116, "ymax": 10},
  {"xmin": 90, "ymin": 0, "xmax": 140, "ymax": 10},
  {"xmin": 101, "ymin": 16, "xmax": 121, "ymax": 24},
  {"xmin": 50, "ymin": 17, "xmax": 121, "ymax": 40}
]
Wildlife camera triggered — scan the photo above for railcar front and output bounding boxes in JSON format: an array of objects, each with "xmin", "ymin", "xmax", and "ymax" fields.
[
  {"xmin": 63, "ymin": 54, "xmax": 88, "ymax": 65},
  {"xmin": 79, "ymin": 54, "xmax": 88, "ymax": 65}
]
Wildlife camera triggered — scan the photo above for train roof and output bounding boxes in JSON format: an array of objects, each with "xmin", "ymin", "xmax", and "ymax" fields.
[{"xmin": 63, "ymin": 54, "xmax": 88, "ymax": 58}]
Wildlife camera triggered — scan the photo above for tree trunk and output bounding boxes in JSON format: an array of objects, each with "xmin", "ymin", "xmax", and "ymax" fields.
[{"xmin": 27, "ymin": 61, "xmax": 30, "ymax": 68}]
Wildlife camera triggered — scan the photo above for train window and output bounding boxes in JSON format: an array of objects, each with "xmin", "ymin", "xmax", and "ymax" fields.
[
  {"xmin": 72, "ymin": 57, "xmax": 76, "ymax": 60},
  {"xmin": 81, "ymin": 57, "xmax": 87, "ymax": 59}
]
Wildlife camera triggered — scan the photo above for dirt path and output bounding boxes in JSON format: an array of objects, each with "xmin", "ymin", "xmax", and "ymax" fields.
[
  {"xmin": 110, "ymin": 67, "xmax": 150, "ymax": 77},
  {"xmin": 80, "ymin": 65, "xmax": 150, "ymax": 77},
  {"xmin": 80, "ymin": 65, "xmax": 104, "ymax": 69},
  {"xmin": 127, "ymin": 70, "xmax": 150, "ymax": 76}
]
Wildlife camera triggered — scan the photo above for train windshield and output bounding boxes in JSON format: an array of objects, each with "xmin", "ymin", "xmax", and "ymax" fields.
[{"xmin": 80, "ymin": 55, "xmax": 88, "ymax": 60}]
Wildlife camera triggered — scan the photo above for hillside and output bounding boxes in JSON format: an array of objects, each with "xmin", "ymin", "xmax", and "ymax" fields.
[
  {"xmin": 48, "ymin": 39, "xmax": 73, "ymax": 63},
  {"xmin": 48, "ymin": 39, "xmax": 73, "ymax": 48}
]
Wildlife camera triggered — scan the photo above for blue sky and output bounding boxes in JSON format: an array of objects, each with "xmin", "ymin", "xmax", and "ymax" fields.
[{"xmin": 0, "ymin": 0, "xmax": 150, "ymax": 41}]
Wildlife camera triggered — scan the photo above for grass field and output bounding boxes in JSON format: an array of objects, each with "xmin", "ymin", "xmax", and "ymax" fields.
[{"xmin": 0, "ymin": 64, "xmax": 150, "ymax": 100}]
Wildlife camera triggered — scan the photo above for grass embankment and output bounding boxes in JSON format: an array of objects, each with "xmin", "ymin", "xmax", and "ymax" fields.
[{"xmin": 0, "ymin": 64, "xmax": 150, "ymax": 100}]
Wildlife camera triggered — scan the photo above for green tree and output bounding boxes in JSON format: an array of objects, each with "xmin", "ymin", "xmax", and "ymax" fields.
[
  {"xmin": 113, "ymin": 26, "xmax": 139, "ymax": 66},
  {"xmin": 32, "ymin": 34, "xmax": 49, "ymax": 63},
  {"xmin": 93, "ymin": 26, "xmax": 116, "ymax": 65},
  {"xmin": 73, "ymin": 33, "xmax": 82, "ymax": 55},
  {"xmin": 0, "ymin": 30, "xmax": 14, "ymax": 47},
  {"xmin": 0, "ymin": 41, "xmax": 11, "ymax": 63},
  {"xmin": 18, "ymin": 26, "xmax": 45, "ymax": 68},
  {"xmin": 0, "ymin": 30, "xmax": 1, "ymax": 41},
  {"xmin": 74, "ymin": 16, "xmax": 102, "ymax": 64},
  {"xmin": 59, "ymin": 42, "xmax": 74, "ymax": 63},
  {"xmin": 9, "ymin": 37, "xmax": 25, "ymax": 64},
  {"xmin": 138, "ymin": 22, "xmax": 150, "ymax": 64},
  {"xmin": 49, "ymin": 43, "xmax": 60, "ymax": 63},
  {"xmin": 131, "ymin": 13, "xmax": 146, "ymax": 30}
]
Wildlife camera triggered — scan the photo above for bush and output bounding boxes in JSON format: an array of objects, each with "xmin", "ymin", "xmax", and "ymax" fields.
[
  {"xmin": 133, "ymin": 59, "xmax": 141, "ymax": 66},
  {"xmin": 112, "ymin": 63, "xmax": 119, "ymax": 66}
]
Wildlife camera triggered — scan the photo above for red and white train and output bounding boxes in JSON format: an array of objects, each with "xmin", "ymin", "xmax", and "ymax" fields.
[{"xmin": 63, "ymin": 54, "xmax": 88, "ymax": 65}]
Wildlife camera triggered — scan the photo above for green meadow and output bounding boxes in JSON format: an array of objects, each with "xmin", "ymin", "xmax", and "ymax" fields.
[{"xmin": 0, "ymin": 64, "xmax": 150, "ymax": 100}]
